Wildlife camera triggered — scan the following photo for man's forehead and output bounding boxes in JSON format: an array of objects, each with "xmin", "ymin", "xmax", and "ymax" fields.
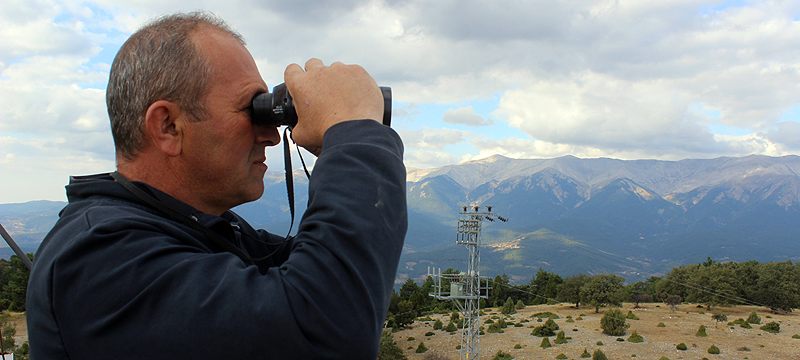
[{"xmin": 190, "ymin": 26, "xmax": 265, "ymax": 95}]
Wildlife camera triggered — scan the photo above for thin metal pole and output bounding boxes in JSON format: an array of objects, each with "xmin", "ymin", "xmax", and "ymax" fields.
[{"xmin": 0, "ymin": 224, "xmax": 33, "ymax": 271}]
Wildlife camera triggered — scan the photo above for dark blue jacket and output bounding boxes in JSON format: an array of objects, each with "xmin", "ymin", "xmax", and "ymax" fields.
[{"xmin": 26, "ymin": 120, "xmax": 407, "ymax": 359}]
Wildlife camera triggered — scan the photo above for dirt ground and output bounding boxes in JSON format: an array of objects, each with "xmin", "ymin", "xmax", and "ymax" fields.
[
  {"xmin": 5, "ymin": 312, "xmax": 27, "ymax": 347},
  {"xmin": 391, "ymin": 303, "xmax": 800, "ymax": 360}
]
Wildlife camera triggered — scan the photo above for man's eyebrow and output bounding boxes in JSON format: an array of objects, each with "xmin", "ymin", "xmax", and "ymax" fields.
[{"xmin": 236, "ymin": 85, "xmax": 266, "ymax": 106}]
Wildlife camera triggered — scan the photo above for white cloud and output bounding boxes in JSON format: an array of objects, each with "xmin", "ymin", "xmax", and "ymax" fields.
[
  {"xmin": 0, "ymin": 57, "xmax": 109, "ymax": 139},
  {"xmin": 495, "ymin": 71, "xmax": 720, "ymax": 152},
  {"xmin": 765, "ymin": 121, "xmax": 800, "ymax": 151},
  {"xmin": 443, "ymin": 106, "xmax": 491, "ymax": 126},
  {"xmin": 2, "ymin": 0, "xmax": 800, "ymax": 201},
  {"xmin": 399, "ymin": 128, "xmax": 467, "ymax": 149},
  {"xmin": 0, "ymin": 0, "xmax": 100, "ymax": 59},
  {"xmin": 398, "ymin": 127, "xmax": 470, "ymax": 168},
  {"xmin": 404, "ymin": 149, "xmax": 461, "ymax": 170}
]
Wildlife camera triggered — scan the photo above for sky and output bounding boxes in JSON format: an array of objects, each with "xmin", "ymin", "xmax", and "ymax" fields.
[{"xmin": 1, "ymin": 0, "xmax": 799, "ymax": 203}]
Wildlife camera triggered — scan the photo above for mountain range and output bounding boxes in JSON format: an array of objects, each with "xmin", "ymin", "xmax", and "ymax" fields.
[
  {"xmin": 402, "ymin": 154, "xmax": 800, "ymax": 282},
  {"xmin": 2, "ymin": 155, "xmax": 799, "ymax": 282}
]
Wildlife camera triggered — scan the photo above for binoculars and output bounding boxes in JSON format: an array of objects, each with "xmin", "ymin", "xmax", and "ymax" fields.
[{"xmin": 250, "ymin": 83, "xmax": 392, "ymax": 128}]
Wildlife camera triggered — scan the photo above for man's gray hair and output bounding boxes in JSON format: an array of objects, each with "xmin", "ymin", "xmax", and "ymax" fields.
[{"xmin": 107, "ymin": 12, "xmax": 245, "ymax": 159}]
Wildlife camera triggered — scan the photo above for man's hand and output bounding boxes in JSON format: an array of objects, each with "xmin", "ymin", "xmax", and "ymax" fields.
[{"xmin": 284, "ymin": 58, "xmax": 383, "ymax": 155}]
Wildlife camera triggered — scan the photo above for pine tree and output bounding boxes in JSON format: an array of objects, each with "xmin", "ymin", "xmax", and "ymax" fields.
[
  {"xmin": 377, "ymin": 330, "xmax": 407, "ymax": 360},
  {"xmin": 501, "ymin": 297, "xmax": 516, "ymax": 315},
  {"xmin": 600, "ymin": 309, "xmax": 628, "ymax": 336}
]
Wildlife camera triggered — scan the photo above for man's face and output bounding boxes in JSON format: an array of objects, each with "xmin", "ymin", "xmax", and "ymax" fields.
[{"xmin": 180, "ymin": 28, "xmax": 280, "ymax": 214}]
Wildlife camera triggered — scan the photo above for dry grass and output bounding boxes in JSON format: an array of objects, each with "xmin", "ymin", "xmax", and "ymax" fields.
[{"xmin": 391, "ymin": 303, "xmax": 800, "ymax": 360}]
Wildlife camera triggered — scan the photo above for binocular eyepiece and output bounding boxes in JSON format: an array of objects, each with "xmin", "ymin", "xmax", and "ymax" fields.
[{"xmin": 250, "ymin": 83, "xmax": 392, "ymax": 128}]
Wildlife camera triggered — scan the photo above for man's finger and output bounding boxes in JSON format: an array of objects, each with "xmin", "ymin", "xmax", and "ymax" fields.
[
  {"xmin": 304, "ymin": 58, "xmax": 324, "ymax": 71},
  {"xmin": 284, "ymin": 63, "xmax": 304, "ymax": 83}
]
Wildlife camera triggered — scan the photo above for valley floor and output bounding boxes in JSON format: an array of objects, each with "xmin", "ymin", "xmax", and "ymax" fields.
[{"xmin": 391, "ymin": 303, "xmax": 800, "ymax": 360}]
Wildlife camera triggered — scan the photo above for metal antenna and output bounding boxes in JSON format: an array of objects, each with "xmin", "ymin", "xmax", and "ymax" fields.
[
  {"xmin": 0, "ymin": 223, "xmax": 33, "ymax": 271},
  {"xmin": 429, "ymin": 205, "xmax": 508, "ymax": 360}
]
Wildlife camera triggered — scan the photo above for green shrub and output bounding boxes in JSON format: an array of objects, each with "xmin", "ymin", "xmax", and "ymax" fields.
[
  {"xmin": 406, "ymin": 336, "xmax": 415, "ymax": 341},
  {"xmin": 487, "ymin": 322, "xmax": 504, "ymax": 333},
  {"xmin": 540, "ymin": 337, "xmax": 552, "ymax": 349},
  {"xmin": 760, "ymin": 322, "xmax": 780, "ymax": 333},
  {"xmin": 658, "ymin": 357, "xmax": 670, "ymax": 360},
  {"xmin": 513, "ymin": 343, "xmax": 522, "ymax": 349},
  {"xmin": 712, "ymin": 313, "xmax": 728, "ymax": 322},
  {"xmin": 492, "ymin": 350, "xmax": 513, "ymax": 360},
  {"xmin": 728, "ymin": 318, "xmax": 743, "ymax": 324},
  {"xmin": 592, "ymin": 349, "xmax": 608, "ymax": 360},
  {"xmin": 747, "ymin": 312, "xmax": 761, "ymax": 324},
  {"xmin": 792, "ymin": 334, "xmax": 800, "ymax": 339},
  {"xmin": 415, "ymin": 342, "xmax": 428, "ymax": 353},
  {"xmin": 14, "ymin": 341, "xmax": 29, "ymax": 360},
  {"xmin": 424, "ymin": 331, "xmax": 435, "ymax": 336},
  {"xmin": 580, "ymin": 348, "xmax": 591, "ymax": 358},
  {"xmin": 554, "ymin": 330, "xmax": 568, "ymax": 344},
  {"xmin": 627, "ymin": 331, "xmax": 644, "ymax": 343},
  {"xmin": 531, "ymin": 326, "xmax": 554, "ymax": 337},
  {"xmin": 601, "ymin": 309, "xmax": 628, "ymax": 336},
  {"xmin": 616, "ymin": 337, "xmax": 624, "ymax": 342},
  {"xmin": 515, "ymin": 300, "xmax": 526, "ymax": 310},
  {"xmin": 531, "ymin": 319, "xmax": 559, "ymax": 337},
  {"xmin": 533, "ymin": 312, "xmax": 560, "ymax": 319},
  {"xmin": 626, "ymin": 311, "xmax": 639, "ymax": 320},
  {"xmin": 696, "ymin": 325, "xmax": 708, "ymax": 337},
  {"xmin": 596, "ymin": 341, "xmax": 603, "ymax": 346},
  {"xmin": 708, "ymin": 345, "xmax": 720, "ymax": 354},
  {"xmin": 676, "ymin": 343, "xmax": 687, "ymax": 350},
  {"xmin": 445, "ymin": 322, "xmax": 457, "ymax": 332},
  {"xmin": 657, "ymin": 322, "xmax": 666, "ymax": 327},
  {"xmin": 433, "ymin": 319, "xmax": 443, "ymax": 330},
  {"xmin": 556, "ymin": 354, "xmax": 568, "ymax": 360}
]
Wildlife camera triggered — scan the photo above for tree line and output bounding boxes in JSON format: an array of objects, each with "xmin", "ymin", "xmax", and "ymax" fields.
[
  {"xmin": 1, "ymin": 254, "xmax": 798, "ymax": 320},
  {"xmin": 385, "ymin": 258, "xmax": 800, "ymax": 329},
  {"xmin": 0, "ymin": 255, "xmax": 30, "ymax": 312}
]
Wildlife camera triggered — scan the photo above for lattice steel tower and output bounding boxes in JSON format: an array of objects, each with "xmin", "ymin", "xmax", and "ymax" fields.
[{"xmin": 429, "ymin": 205, "xmax": 507, "ymax": 360}]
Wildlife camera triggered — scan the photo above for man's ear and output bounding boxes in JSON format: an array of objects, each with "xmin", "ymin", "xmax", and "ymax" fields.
[{"xmin": 144, "ymin": 100, "xmax": 184, "ymax": 156}]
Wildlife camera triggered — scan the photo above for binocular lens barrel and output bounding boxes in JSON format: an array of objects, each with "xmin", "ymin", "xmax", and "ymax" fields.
[{"xmin": 251, "ymin": 84, "xmax": 392, "ymax": 128}]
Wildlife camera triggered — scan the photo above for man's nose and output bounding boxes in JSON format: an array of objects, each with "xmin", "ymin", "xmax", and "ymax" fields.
[{"xmin": 255, "ymin": 124, "xmax": 281, "ymax": 147}]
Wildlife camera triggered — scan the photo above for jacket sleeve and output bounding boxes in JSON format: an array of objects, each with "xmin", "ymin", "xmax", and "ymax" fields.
[{"xmin": 49, "ymin": 120, "xmax": 406, "ymax": 359}]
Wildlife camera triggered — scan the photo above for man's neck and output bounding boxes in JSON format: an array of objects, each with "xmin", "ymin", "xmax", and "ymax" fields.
[{"xmin": 116, "ymin": 153, "xmax": 226, "ymax": 216}]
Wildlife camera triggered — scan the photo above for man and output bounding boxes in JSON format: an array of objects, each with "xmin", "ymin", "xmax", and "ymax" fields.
[{"xmin": 26, "ymin": 12, "xmax": 406, "ymax": 359}]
